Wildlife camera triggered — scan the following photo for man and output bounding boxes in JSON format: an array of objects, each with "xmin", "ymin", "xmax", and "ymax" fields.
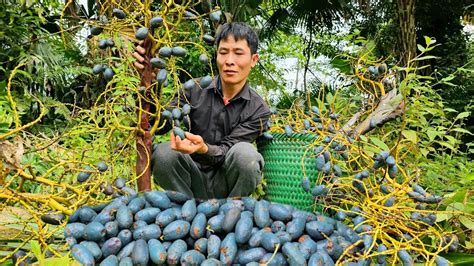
[{"xmin": 134, "ymin": 22, "xmax": 271, "ymax": 199}]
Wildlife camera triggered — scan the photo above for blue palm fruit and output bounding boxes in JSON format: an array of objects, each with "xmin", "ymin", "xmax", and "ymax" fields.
[
  {"xmin": 301, "ymin": 178, "xmax": 311, "ymax": 193},
  {"xmin": 315, "ymin": 155, "xmax": 325, "ymax": 171},
  {"xmin": 386, "ymin": 156, "xmax": 396, "ymax": 166},
  {"xmin": 284, "ymin": 125, "xmax": 293, "ymax": 137}
]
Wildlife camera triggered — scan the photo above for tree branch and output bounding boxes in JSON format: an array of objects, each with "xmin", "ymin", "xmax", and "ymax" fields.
[{"xmin": 344, "ymin": 89, "xmax": 405, "ymax": 138}]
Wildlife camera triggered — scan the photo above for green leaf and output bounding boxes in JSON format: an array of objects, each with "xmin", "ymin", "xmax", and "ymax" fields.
[
  {"xmin": 369, "ymin": 137, "xmax": 389, "ymax": 151},
  {"xmin": 443, "ymin": 253, "xmax": 474, "ymax": 265},
  {"xmin": 467, "ymin": 173, "xmax": 474, "ymax": 181},
  {"xmin": 446, "ymin": 202, "xmax": 465, "ymax": 212},
  {"xmin": 436, "ymin": 213, "xmax": 452, "ymax": 222},
  {"xmin": 363, "ymin": 144, "xmax": 380, "ymax": 157},
  {"xmin": 413, "ymin": 55, "xmax": 437, "ymax": 61},
  {"xmin": 30, "ymin": 240, "xmax": 43, "ymax": 263},
  {"xmin": 445, "ymin": 135, "xmax": 458, "ymax": 146},
  {"xmin": 444, "ymin": 108, "xmax": 457, "ymax": 113},
  {"xmin": 459, "ymin": 216, "xmax": 474, "ymax": 230},
  {"xmin": 417, "ymin": 44, "xmax": 425, "ymax": 53},
  {"xmin": 425, "ymin": 129, "xmax": 438, "ymax": 142},
  {"xmin": 442, "ymin": 81, "xmax": 457, "ymax": 87},
  {"xmin": 442, "ymin": 189, "xmax": 467, "ymax": 206},
  {"xmin": 455, "ymin": 111, "xmax": 470, "ymax": 120},
  {"xmin": 465, "ymin": 241, "xmax": 474, "ymax": 250},
  {"xmin": 325, "ymin": 92, "xmax": 334, "ymax": 105},
  {"xmin": 420, "ymin": 148, "xmax": 429, "ymax": 157},
  {"xmin": 402, "ymin": 130, "xmax": 417, "ymax": 143},
  {"xmin": 444, "ymin": 108, "xmax": 458, "ymax": 113},
  {"xmin": 436, "ymin": 140, "xmax": 455, "ymax": 150},
  {"xmin": 452, "ymin": 127, "xmax": 473, "ymax": 135},
  {"xmin": 424, "ymin": 36, "xmax": 432, "ymax": 45},
  {"xmin": 330, "ymin": 58, "xmax": 352, "ymax": 75},
  {"xmin": 315, "ymin": 98, "xmax": 326, "ymax": 112},
  {"xmin": 44, "ymin": 255, "xmax": 72, "ymax": 266},
  {"xmin": 441, "ymin": 75, "xmax": 456, "ymax": 82}
]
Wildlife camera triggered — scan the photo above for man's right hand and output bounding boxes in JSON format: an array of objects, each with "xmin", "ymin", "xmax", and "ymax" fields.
[{"xmin": 170, "ymin": 132, "xmax": 208, "ymax": 155}]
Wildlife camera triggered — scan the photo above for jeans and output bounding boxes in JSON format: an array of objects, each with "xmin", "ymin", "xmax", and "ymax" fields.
[{"xmin": 151, "ymin": 142, "xmax": 264, "ymax": 199}]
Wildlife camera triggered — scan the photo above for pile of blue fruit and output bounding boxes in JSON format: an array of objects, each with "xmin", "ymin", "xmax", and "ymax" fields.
[{"xmin": 65, "ymin": 189, "xmax": 379, "ymax": 265}]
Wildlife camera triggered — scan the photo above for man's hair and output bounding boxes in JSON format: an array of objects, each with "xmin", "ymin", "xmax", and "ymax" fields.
[{"xmin": 215, "ymin": 22, "xmax": 259, "ymax": 54}]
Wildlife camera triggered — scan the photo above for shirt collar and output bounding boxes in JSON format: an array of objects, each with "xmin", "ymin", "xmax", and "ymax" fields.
[{"xmin": 207, "ymin": 76, "xmax": 251, "ymax": 101}]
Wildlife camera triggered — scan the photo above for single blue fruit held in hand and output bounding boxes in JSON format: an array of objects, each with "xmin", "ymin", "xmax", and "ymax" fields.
[{"xmin": 173, "ymin": 127, "xmax": 186, "ymax": 140}]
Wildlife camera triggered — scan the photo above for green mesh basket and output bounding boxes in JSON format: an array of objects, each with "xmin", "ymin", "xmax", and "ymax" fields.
[{"xmin": 257, "ymin": 133, "xmax": 320, "ymax": 211}]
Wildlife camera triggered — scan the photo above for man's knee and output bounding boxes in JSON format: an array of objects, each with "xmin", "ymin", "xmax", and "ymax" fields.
[
  {"xmin": 227, "ymin": 142, "xmax": 264, "ymax": 173},
  {"xmin": 153, "ymin": 142, "xmax": 176, "ymax": 163},
  {"xmin": 152, "ymin": 142, "xmax": 182, "ymax": 174}
]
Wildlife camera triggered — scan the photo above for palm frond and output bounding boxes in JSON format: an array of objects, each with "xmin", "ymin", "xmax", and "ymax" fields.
[{"xmin": 260, "ymin": 0, "xmax": 351, "ymax": 40}]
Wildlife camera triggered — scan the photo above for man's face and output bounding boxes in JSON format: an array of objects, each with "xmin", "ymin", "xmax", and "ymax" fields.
[{"xmin": 216, "ymin": 36, "xmax": 259, "ymax": 89}]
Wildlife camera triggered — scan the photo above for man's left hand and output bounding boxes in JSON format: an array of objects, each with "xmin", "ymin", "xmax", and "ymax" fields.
[{"xmin": 170, "ymin": 132, "xmax": 208, "ymax": 155}]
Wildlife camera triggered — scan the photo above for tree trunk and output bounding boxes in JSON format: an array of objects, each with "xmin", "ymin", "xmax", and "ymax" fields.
[
  {"xmin": 396, "ymin": 0, "xmax": 417, "ymax": 68},
  {"xmin": 136, "ymin": 38, "xmax": 155, "ymax": 192}
]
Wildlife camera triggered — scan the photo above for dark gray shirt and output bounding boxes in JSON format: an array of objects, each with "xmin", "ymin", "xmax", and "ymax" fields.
[{"xmin": 157, "ymin": 76, "xmax": 271, "ymax": 169}]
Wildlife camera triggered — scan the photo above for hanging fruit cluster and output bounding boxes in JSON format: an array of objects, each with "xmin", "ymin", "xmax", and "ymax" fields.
[{"xmin": 85, "ymin": 0, "xmax": 225, "ymax": 144}]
